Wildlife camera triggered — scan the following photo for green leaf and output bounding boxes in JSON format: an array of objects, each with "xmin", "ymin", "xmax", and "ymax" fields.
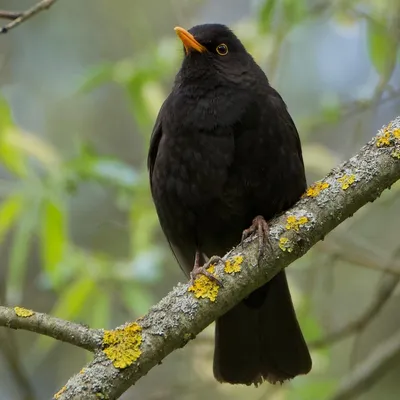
[
  {"xmin": 300, "ymin": 311, "xmax": 324, "ymax": 342},
  {"xmin": 366, "ymin": 19, "xmax": 398, "ymax": 75},
  {"xmin": 0, "ymin": 97, "xmax": 27, "ymax": 177},
  {"xmin": 126, "ymin": 75, "xmax": 155, "ymax": 129},
  {"xmin": 91, "ymin": 159, "xmax": 139, "ymax": 188},
  {"xmin": 68, "ymin": 144, "xmax": 139, "ymax": 189},
  {"xmin": 6, "ymin": 205, "xmax": 37, "ymax": 303},
  {"xmin": 121, "ymin": 283, "xmax": 154, "ymax": 316},
  {"xmin": 259, "ymin": 0, "xmax": 277, "ymax": 33},
  {"xmin": 0, "ymin": 194, "xmax": 23, "ymax": 243},
  {"xmin": 87, "ymin": 289, "xmax": 111, "ymax": 329},
  {"xmin": 0, "ymin": 95, "xmax": 13, "ymax": 131},
  {"xmin": 51, "ymin": 278, "xmax": 95, "ymax": 320},
  {"xmin": 29, "ymin": 278, "xmax": 95, "ymax": 366},
  {"xmin": 288, "ymin": 379, "xmax": 337, "ymax": 400},
  {"xmin": 283, "ymin": 0, "xmax": 306, "ymax": 25},
  {"xmin": 40, "ymin": 200, "xmax": 67, "ymax": 276},
  {"xmin": 302, "ymin": 144, "xmax": 337, "ymax": 175},
  {"xmin": 8, "ymin": 131, "xmax": 60, "ymax": 169},
  {"xmin": 78, "ymin": 64, "xmax": 114, "ymax": 93}
]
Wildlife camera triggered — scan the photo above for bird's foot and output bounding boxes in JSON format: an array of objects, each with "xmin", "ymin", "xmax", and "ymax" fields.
[
  {"xmin": 241, "ymin": 215, "xmax": 270, "ymax": 260},
  {"xmin": 190, "ymin": 254, "xmax": 224, "ymax": 287}
]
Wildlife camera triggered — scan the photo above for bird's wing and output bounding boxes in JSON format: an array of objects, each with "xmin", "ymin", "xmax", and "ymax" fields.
[
  {"xmin": 147, "ymin": 98, "xmax": 195, "ymax": 276},
  {"xmin": 230, "ymin": 88, "xmax": 307, "ymax": 220},
  {"xmin": 148, "ymin": 98, "xmax": 168, "ymax": 187}
]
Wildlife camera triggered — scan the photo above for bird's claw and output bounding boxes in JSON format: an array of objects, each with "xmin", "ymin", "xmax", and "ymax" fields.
[
  {"xmin": 190, "ymin": 255, "xmax": 224, "ymax": 287},
  {"xmin": 241, "ymin": 215, "xmax": 270, "ymax": 260}
]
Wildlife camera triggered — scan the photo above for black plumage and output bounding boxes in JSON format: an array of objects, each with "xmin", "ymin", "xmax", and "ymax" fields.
[{"xmin": 148, "ymin": 23, "xmax": 312, "ymax": 385}]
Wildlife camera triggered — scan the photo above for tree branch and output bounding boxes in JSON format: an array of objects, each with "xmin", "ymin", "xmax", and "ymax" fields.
[
  {"xmin": 1, "ymin": 118, "xmax": 399, "ymax": 398},
  {"xmin": 0, "ymin": 306, "xmax": 102, "ymax": 351},
  {"xmin": 0, "ymin": 0, "xmax": 58, "ymax": 34},
  {"xmin": 45, "ymin": 116, "xmax": 399, "ymax": 399}
]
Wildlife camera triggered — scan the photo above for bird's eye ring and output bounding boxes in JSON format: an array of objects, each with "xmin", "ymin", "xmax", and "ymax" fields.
[{"xmin": 216, "ymin": 43, "xmax": 228, "ymax": 56}]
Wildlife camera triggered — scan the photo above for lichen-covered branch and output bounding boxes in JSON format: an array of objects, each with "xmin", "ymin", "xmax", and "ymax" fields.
[
  {"xmin": 0, "ymin": 306, "xmax": 102, "ymax": 351},
  {"xmin": 0, "ymin": 0, "xmax": 58, "ymax": 34},
  {"xmin": 49, "ymin": 117, "xmax": 400, "ymax": 399}
]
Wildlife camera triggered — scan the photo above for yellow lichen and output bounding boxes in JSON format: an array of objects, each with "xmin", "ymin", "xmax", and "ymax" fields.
[
  {"xmin": 184, "ymin": 333, "xmax": 193, "ymax": 341},
  {"xmin": 304, "ymin": 181, "xmax": 330, "ymax": 197},
  {"xmin": 376, "ymin": 123, "xmax": 400, "ymax": 147},
  {"xmin": 79, "ymin": 368, "xmax": 85, "ymax": 374},
  {"xmin": 188, "ymin": 264, "xmax": 219, "ymax": 302},
  {"xmin": 391, "ymin": 150, "xmax": 400, "ymax": 159},
  {"xmin": 376, "ymin": 130, "xmax": 391, "ymax": 147},
  {"xmin": 54, "ymin": 386, "xmax": 66, "ymax": 399},
  {"xmin": 279, "ymin": 237, "xmax": 293, "ymax": 252},
  {"xmin": 285, "ymin": 215, "xmax": 308, "ymax": 232},
  {"xmin": 103, "ymin": 322, "xmax": 142, "ymax": 369},
  {"xmin": 337, "ymin": 174, "xmax": 356, "ymax": 190},
  {"xmin": 224, "ymin": 255, "xmax": 243, "ymax": 274},
  {"xmin": 14, "ymin": 306, "xmax": 34, "ymax": 318}
]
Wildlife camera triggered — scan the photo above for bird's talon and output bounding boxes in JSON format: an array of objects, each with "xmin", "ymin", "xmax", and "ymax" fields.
[
  {"xmin": 190, "ymin": 256, "xmax": 224, "ymax": 287},
  {"xmin": 241, "ymin": 215, "xmax": 271, "ymax": 261}
]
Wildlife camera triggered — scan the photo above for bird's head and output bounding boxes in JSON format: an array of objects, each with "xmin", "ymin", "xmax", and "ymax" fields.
[{"xmin": 174, "ymin": 24, "xmax": 261, "ymax": 85}]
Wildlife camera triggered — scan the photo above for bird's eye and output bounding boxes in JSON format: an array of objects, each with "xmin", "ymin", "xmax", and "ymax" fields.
[{"xmin": 216, "ymin": 43, "xmax": 228, "ymax": 56}]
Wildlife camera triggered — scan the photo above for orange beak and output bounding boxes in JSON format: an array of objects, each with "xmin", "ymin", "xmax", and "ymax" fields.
[{"xmin": 174, "ymin": 26, "xmax": 206, "ymax": 54}]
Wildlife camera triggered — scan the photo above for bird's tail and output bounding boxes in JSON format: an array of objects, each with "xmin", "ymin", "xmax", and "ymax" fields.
[{"xmin": 213, "ymin": 270, "xmax": 312, "ymax": 385}]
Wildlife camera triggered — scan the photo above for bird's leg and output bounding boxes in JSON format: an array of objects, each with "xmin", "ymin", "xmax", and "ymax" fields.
[
  {"xmin": 190, "ymin": 251, "xmax": 223, "ymax": 286},
  {"xmin": 241, "ymin": 215, "xmax": 270, "ymax": 260}
]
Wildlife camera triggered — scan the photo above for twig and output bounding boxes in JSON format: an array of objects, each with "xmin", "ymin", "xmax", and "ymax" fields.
[
  {"xmin": 0, "ymin": 0, "xmax": 58, "ymax": 34},
  {"xmin": 328, "ymin": 329, "xmax": 400, "ymax": 400},
  {"xmin": 310, "ymin": 245, "xmax": 400, "ymax": 348},
  {"xmin": 318, "ymin": 239, "xmax": 400, "ymax": 276},
  {"xmin": 0, "ymin": 329, "xmax": 36, "ymax": 400},
  {"xmin": 0, "ymin": 306, "xmax": 102, "ymax": 351},
  {"xmin": 0, "ymin": 11, "xmax": 23, "ymax": 20},
  {"xmin": 310, "ymin": 274, "xmax": 399, "ymax": 348},
  {"xmin": 306, "ymin": 89, "xmax": 400, "ymax": 137}
]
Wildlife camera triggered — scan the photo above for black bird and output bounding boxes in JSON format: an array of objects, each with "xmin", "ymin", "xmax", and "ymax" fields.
[{"xmin": 148, "ymin": 23, "xmax": 312, "ymax": 385}]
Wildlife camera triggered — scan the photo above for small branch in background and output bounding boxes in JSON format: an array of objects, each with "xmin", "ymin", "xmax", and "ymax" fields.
[
  {"xmin": 310, "ymin": 246, "xmax": 400, "ymax": 349},
  {"xmin": 0, "ymin": 306, "xmax": 102, "ymax": 352},
  {"xmin": 328, "ymin": 329, "xmax": 400, "ymax": 400},
  {"xmin": 0, "ymin": 0, "xmax": 58, "ymax": 34},
  {"xmin": 0, "ymin": 330, "xmax": 36, "ymax": 400},
  {"xmin": 0, "ymin": 284, "xmax": 36, "ymax": 399},
  {"xmin": 318, "ymin": 239, "xmax": 400, "ymax": 276},
  {"xmin": 0, "ymin": 11, "xmax": 23, "ymax": 20},
  {"xmin": 310, "ymin": 274, "xmax": 399, "ymax": 348},
  {"xmin": 306, "ymin": 89, "xmax": 400, "ymax": 138}
]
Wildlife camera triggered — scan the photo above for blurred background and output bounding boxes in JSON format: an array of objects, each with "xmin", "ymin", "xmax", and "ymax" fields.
[{"xmin": 0, "ymin": 0, "xmax": 399, "ymax": 399}]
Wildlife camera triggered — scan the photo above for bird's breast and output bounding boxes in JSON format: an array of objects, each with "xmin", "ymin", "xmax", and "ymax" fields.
[{"xmin": 153, "ymin": 129, "xmax": 233, "ymax": 207}]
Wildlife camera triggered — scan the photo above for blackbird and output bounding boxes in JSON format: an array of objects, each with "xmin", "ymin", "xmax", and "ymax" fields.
[{"xmin": 148, "ymin": 23, "xmax": 312, "ymax": 385}]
